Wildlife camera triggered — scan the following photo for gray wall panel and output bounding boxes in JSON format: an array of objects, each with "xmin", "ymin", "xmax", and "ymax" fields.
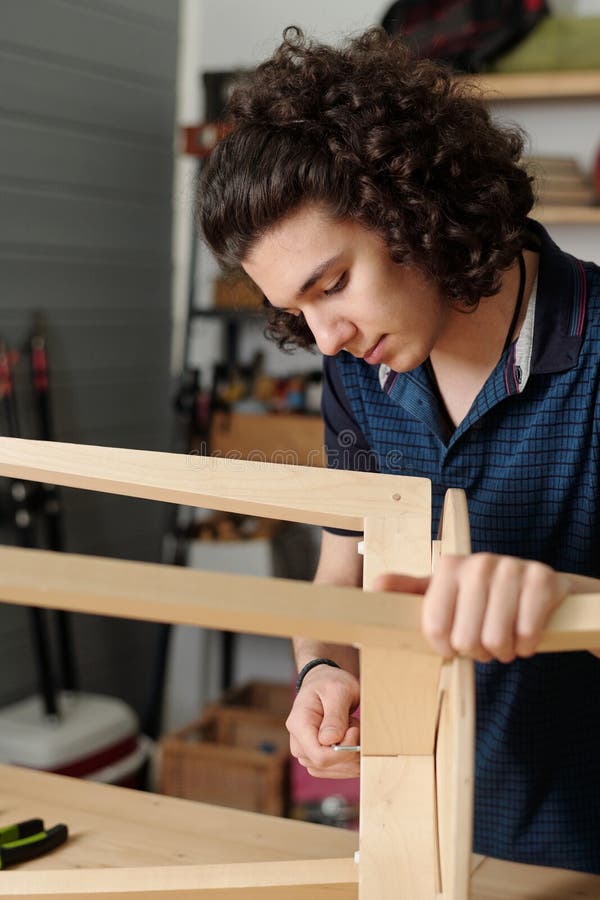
[
  {"xmin": 1, "ymin": 189, "xmax": 171, "ymax": 254},
  {"xmin": 94, "ymin": 0, "xmax": 179, "ymax": 24},
  {"xmin": 1, "ymin": 0, "xmax": 177, "ymax": 83},
  {"xmin": 2, "ymin": 258, "xmax": 171, "ymax": 311},
  {"xmin": 49, "ymin": 379, "xmax": 170, "ymax": 436},
  {"xmin": 1, "ymin": 118, "xmax": 172, "ymax": 197},
  {"xmin": 0, "ymin": 0, "xmax": 178, "ymax": 719},
  {"xmin": 0, "ymin": 51, "xmax": 173, "ymax": 140},
  {"xmin": 4, "ymin": 321, "xmax": 172, "ymax": 378}
]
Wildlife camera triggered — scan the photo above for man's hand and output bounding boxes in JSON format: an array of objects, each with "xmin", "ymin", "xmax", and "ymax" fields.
[
  {"xmin": 374, "ymin": 553, "xmax": 573, "ymax": 663},
  {"xmin": 286, "ymin": 664, "xmax": 360, "ymax": 778}
]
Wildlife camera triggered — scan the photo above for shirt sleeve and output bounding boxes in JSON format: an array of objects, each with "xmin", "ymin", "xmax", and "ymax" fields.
[{"xmin": 321, "ymin": 354, "xmax": 377, "ymax": 536}]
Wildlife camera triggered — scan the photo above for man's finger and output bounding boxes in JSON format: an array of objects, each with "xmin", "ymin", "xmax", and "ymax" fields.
[{"xmin": 372, "ymin": 573, "xmax": 431, "ymax": 594}]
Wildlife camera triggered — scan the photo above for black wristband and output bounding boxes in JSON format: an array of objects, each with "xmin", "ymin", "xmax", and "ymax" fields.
[{"xmin": 295, "ymin": 657, "xmax": 341, "ymax": 693}]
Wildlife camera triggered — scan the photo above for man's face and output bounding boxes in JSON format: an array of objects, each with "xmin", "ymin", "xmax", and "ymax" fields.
[{"xmin": 243, "ymin": 204, "xmax": 449, "ymax": 372}]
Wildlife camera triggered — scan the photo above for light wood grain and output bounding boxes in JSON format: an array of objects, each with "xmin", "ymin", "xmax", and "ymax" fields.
[
  {"xmin": 533, "ymin": 205, "xmax": 600, "ymax": 226},
  {"xmin": 0, "ymin": 546, "xmax": 427, "ymax": 651},
  {"xmin": 361, "ymin": 513, "xmax": 441, "ymax": 756},
  {"xmin": 360, "ymin": 647, "xmax": 442, "ymax": 756},
  {"xmin": 470, "ymin": 856, "xmax": 600, "ymax": 899},
  {"xmin": 0, "ymin": 438, "xmax": 429, "ymax": 531},
  {"xmin": 0, "ymin": 764, "xmax": 357, "ymax": 896},
  {"xmin": 362, "ymin": 513, "xmax": 432, "ymax": 586},
  {"xmin": 359, "ymin": 756, "xmax": 437, "ymax": 900},
  {"xmin": 359, "ymin": 512, "xmax": 441, "ymax": 897},
  {"xmin": 0, "ymin": 546, "xmax": 596, "ymax": 653},
  {"xmin": 435, "ymin": 659, "xmax": 474, "ymax": 900},
  {"xmin": 0, "ymin": 859, "xmax": 357, "ymax": 899},
  {"xmin": 467, "ymin": 70, "xmax": 600, "ymax": 101},
  {"xmin": 0, "ymin": 765, "xmax": 356, "ymax": 869},
  {"xmin": 435, "ymin": 489, "xmax": 475, "ymax": 900},
  {"xmin": 2, "ymin": 440, "xmax": 600, "ymax": 897}
]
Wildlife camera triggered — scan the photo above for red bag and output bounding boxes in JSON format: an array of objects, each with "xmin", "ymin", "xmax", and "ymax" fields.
[{"xmin": 381, "ymin": 0, "xmax": 549, "ymax": 73}]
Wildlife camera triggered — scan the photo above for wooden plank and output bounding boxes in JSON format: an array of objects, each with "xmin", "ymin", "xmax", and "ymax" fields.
[
  {"xmin": 0, "ymin": 764, "xmax": 357, "ymax": 894},
  {"xmin": 0, "ymin": 438, "xmax": 431, "ymax": 531},
  {"xmin": 359, "ymin": 509, "xmax": 440, "ymax": 897},
  {"xmin": 0, "ymin": 546, "xmax": 426, "ymax": 652},
  {"xmin": 467, "ymin": 70, "xmax": 600, "ymax": 101},
  {"xmin": 434, "ymin": 659, "xmax": 474, "ymax": 900},
  {"xmin": 435, "ymin": 489, "xmax": 474, "ymax": 900},
  {"xmin": 360, "ymin": 647, "xmax": 441, "ymax": 756},
  {"xmin": 361, "ymin": 513, "xmax": 440, "ymax": 755},
  {"xmin": 0, "ymin": 546, "xmax": 598, "ymax": 654},
  {"xmin": 0, "ymin": 761, "xmax": 357, "ymax": 896},
  {"xmin": 362, "ymin": 513, "xmax": 432, "ymax": 586},
  {"xmin": 359, "ymin": 757, "xmax": 437, "ymax": 900},
  {"xmin": 0, "ymin": 859, "xmax": 356, "ymax": 899},
  {"xmin": 471, "ymin": 855, "xmax": 600, "ymax": 899},
  {"xmin": 534, "ymin": 206, "xmax": 600, "ymax": 225},
  {"xmin": 0, "ymin": 861, "xmax": 356, "ymax": 899},
  {"xmin": 437, "ymin": 489, "xmax": 471, "ymax": 557}
]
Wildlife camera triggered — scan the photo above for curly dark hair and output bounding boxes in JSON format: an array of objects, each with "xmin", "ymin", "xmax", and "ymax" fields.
[{"xmin": 197, "ymin": 27, "xmax": 535, "ymax": 350}]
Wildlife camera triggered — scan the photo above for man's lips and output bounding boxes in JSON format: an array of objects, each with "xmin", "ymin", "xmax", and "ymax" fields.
[{"xmin": 363, "ymin": 335, "xmax": 387, "ymax": 365}]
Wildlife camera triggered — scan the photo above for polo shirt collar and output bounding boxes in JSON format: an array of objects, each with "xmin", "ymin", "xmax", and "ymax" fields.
[
  {"xmin": 378, "ymin": 219, "xmax": 587, "ymax": 446},
  {"xmin": 526, "ymin": 219, "xmax": 586, "ymax": 376},
  {"xmin": 380, "ymin": 218, "xmax": 586, "ymax": 393}
]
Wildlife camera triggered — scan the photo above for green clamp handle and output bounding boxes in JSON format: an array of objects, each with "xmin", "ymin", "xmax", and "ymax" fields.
[
  {"xmin": 0, "ymin": 819, "xmax": 44, "ymax": 846},
  {"xmin": 0, "ymin": 823, "xmax": 68, "ymax": 869}
]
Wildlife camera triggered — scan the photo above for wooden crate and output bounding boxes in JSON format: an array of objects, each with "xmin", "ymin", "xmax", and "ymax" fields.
[
  {"xmin": 159, "ymin": 709, "xmax": 290, "ymax": 817},
  {"xmin": 216, "ymin": 680, "xmax": 293, "ymax": 718}
]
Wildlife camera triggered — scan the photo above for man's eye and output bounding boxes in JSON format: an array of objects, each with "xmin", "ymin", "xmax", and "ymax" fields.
[{"xmin": 323, "ymin": 271, "xmax": 348, "ymax": 296}]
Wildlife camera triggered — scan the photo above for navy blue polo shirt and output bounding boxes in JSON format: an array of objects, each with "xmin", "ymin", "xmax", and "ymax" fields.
[{"xmin": 322, "ymin": 220, "xmax": 600, "ymax": 874}]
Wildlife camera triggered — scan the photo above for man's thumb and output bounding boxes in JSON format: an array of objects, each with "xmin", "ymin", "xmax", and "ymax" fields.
[{"xmin": 318, "ymin": 716, "xmax": 346, "ymax": 745}]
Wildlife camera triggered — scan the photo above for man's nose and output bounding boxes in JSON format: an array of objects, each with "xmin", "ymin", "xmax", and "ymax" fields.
[{"xmin": 304, "ymin": 309, "xmax": 356, "ymax": 357}]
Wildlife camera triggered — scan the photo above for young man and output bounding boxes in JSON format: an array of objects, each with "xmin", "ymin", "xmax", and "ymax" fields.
[{"xmin": 198, "ymin": 27, "xmax": 600, "ymax": 873}]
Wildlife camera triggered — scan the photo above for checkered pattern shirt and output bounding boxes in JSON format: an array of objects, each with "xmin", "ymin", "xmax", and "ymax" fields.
[{"xmin": 322, "ymin": 220, "xmax": 600, "ymax": 873}]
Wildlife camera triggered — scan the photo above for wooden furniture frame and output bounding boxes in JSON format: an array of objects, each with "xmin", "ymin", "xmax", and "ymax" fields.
[{"xmin": 0, "ymin": 437, "xmax": 599, "ymax": 899}]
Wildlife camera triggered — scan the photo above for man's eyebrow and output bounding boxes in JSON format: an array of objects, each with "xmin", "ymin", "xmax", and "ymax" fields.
[{"xmin": 295, "ymin": 254, "xmax": 343, "ymax": 299}]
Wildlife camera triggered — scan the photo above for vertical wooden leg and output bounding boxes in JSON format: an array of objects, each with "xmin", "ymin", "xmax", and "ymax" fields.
[
  {"xmin": 435, "ymin": 657, "xmax": 475, "ymax": 900},
  {"xmin": 359, "ymin": 512, "xmax": 440, "ymax": 899},
  {"xmin": 359, "ymin": 646, "xmax": 442, "ymax": 900},
  {"xmin": 360, "ymin": 755, "xmax": 438, "ymax": 899},
  {"xmin": 434, "ymin": 489, "xmax": 475, "ymax": 900}
]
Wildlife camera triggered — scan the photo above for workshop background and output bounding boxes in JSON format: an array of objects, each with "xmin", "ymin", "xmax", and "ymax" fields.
[{"xmin": 1, "ymin": 0, "xmax": 599, "ymax": 825}]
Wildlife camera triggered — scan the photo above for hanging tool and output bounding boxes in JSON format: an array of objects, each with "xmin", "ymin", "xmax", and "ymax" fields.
[
  {"xmin": 29, "ymin": 313, "xmax": 77, "ymax": 692},
  {"xmin": 0, "ymin": 337, "xmax": 58, "ymax": 718}
]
